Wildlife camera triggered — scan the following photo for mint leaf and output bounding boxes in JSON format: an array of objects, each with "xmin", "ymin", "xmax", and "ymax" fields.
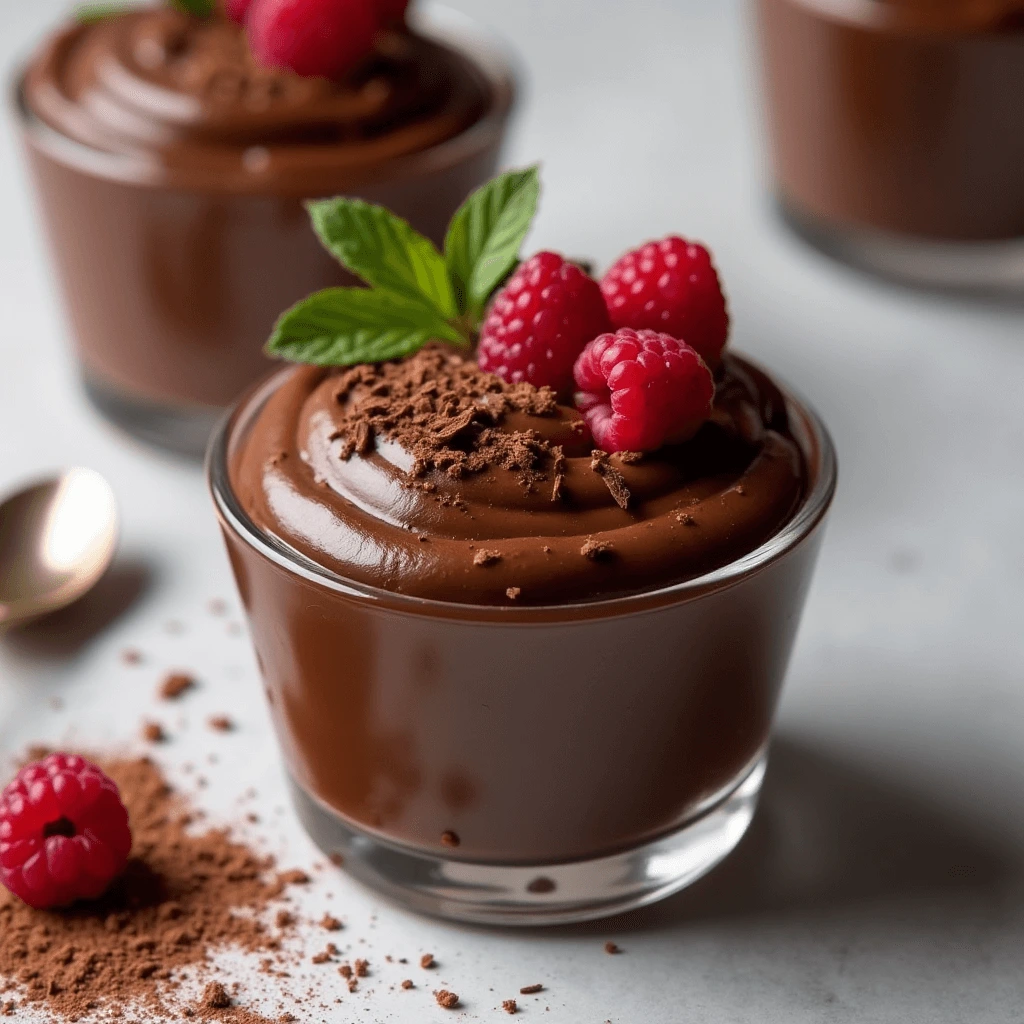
[
  {"xmin": 444, "ymin": 166, "xmax": 540, "ymax": 319},
  {"xmin": 307, "ymin": 199, "xmax": 457, "ymax": 319},
  {"xmin": 172, "ymin": 0, "xmax": 217, "ymax": 15},
  {"xmin": 75, "ymin": 2, "xmax": 133, "ymax": 22},
  {"xmin": 266, "ymin": 288, "xmax": 466, "ymax": 367}
]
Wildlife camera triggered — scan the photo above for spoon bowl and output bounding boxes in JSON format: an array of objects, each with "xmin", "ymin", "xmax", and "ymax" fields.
[{"xmin": 0, "ymin": 468, "xmax": 119, "ymax": 629}]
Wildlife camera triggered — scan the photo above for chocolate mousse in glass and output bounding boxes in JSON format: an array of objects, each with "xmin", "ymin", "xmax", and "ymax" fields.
[
  {"xmin": 208, "ymin": 172, "xmax": 837, "ymax": 924},
  {"xmin": 754, "ymin": 0, "xmax": 1024, "ymax": 290},
  {"xmin": 16, "ymin": 2, "xmax": 514, "ymax": 454}
]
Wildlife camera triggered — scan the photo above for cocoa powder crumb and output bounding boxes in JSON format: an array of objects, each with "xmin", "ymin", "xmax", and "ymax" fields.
[
  {"xmin": 277, "ymin": 869, "xmax": 310, "ymax": 887},
  {"xmin": 435, "ymin": 990, "xmax": 459, "ymax": 1009},
  {"xmin": 473, "ymin": 549, "xmax": 502, "ymax": 567},
  {"xmin": 141, "ymin": 721, "xmax": 166, "ymax": 744},
  {"xmin": 503, "ymin": 999, "xmax": 518, "ymax": 1014},
  {"xmin": 618, "ymin": 450, "xmax": 644, "ymax": 464},
  {"xmin": 158, "ymin": 673, "xmax": 195, "ymax": 701},
  {"xmin": 338, "ymin": 966, "xmax": 352, "ymax": 980},
  {"xmin": 581, "ymin": 538, "xmax": 614, "ymax": 561},
  {"xmin": 420, "ymin": 954, "xmax": 435, "ymax": 969},
  {"xmin": 274, "ymin": 911, "xmax": 294, "ymax": 929},
  {"xmin": 208, "ymin": 716, "xmax": 234, "ymax": 733},
  {"xmin": 347, "ymin": 979, "xmax": 359, "ymax": 993},
  {"xmin": 520, "ymin": 984, "xmax": 544, "ymax": 995},
  {"xmin": 121, "ymin": 649, "xmax": 143, "ymax": 666},
  {"xmin": 676, "ymin": 512, "xmax": 697, "ymax": 526},
  {"xmin": 506, "ymin": 587, "xmax": 521, "ymax": 601},
  {"xmin": 310, "ymin": 952, "xmax": 332, "ymax": 966},
  {"xmin": 319, "ymin": 914, "xmax": 342, "ymax": 931},
  {"xmin": 604, "ymin": 941, "xmax": 621, "ymax": 955},
  {"xmin": 401, "ymin": 980, "xmax": 414, "ymax": 990},
  {"xmin": 440, "ymin": 831, "xmax": 460, "ymax": 848},
  {"xmin": 329, "ymin": 852, "xmax": 344, "ymax": 868},
  {"xmin": 201, "ymin": 981, "xmax": 231, "ymax": 1009},
  {"xmin": 354, "ymin": 959, "xmax": 369, "ymax": 978}
]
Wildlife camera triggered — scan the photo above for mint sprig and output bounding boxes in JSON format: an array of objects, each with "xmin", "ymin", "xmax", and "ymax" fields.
[
  {"xmin": 267, "ymin": 166, "xmax": 541, "ymax": 368},
  {"xmin": 76, "ymin": 0, "xmax": 215, "ymax": 22}
]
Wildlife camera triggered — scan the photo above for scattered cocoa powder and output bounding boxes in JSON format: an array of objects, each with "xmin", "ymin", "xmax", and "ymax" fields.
[
  {"xmin": 604, "ymin": 941, "xmax": 621, "ymax": 954},
  {"xmin": 520, "ymin": 984, "xmax": 544, "ymax": 995},
  {"xmin": 503, "ymin": 998, "xmax": 518, "ymax": 1014},
  {"xmin": 208, "ymin": 716, "xmax": 234, "ymax": 733},
  {"xmin": 420, "ymin": 954, "xmax": 435, "ymax": 969},
  {"xmin": 581, "ymin": 538, "xmax": 614, "ymax": 561},
  {"xmin": 319, "ymin": 914, "xmax": 342, "ymax": 931},
  {"xmin": 121, "ymin": 649, "xmax": 143, "ymax": 666},
  {"xmin": 435, "ymin": 989, "xmax": 459, "ymax": 1009},
  {"xmin": 0, "ymin": 756, "xmax": 288, "ymax": 1022},
  {"xmin": 158, "ymin": 673, "xmax": 195, "ymax": 701},
  {"xmin": 354, "ymin": 959, "xmax": 369, "ymax": 978},
  {"xmin": 440, "ymin": 830, "xmax": 460, "ymax": 848},
  {"xmin": 201, "ymin": 981, "xmax": 231, "ymax": 1009},
  {"xmin": 506, "ymin": 587, "xmax": 521, "ymax": 600},
  {"xmin": 142, "ymin": 721, "xmax": 167, "ymax": 744},
  {"xmin": 473, "ymin": 549, "xmax": 502, "ymax": 567},
  {"xmin": 401, "ymin": 980, "xmax": 414, "ymax": 990}
]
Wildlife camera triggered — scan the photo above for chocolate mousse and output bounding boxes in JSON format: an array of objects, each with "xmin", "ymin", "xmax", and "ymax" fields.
[
  {"xmin": 230, "ymin": 346, "xmax": 805, "ymax": 605},
  {"xmin": 210, "ymin": 171, "xmax": 836, "ymax": 921},
  {"xmin": 17, "ymin": 3, "xmax": 513, "ymax": 451},
  {"xmin": 756, "ymin": 0, "xmax": 1024, "ymax": 243}
]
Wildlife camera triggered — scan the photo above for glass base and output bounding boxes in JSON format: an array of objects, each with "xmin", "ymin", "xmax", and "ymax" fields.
[
  {"xmin": 82, "ymin": 372, "xmax": 224, "ymax": 459},
  {"xmin": 777, "ymin": 198, "xmax": 1024, "ymax": 295},
  {"xmin": 290, "ymin": 755, "xmax": 766, "ymax": 926}
]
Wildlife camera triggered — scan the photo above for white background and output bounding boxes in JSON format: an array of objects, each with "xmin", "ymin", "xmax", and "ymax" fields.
[{"xmin": 2, "ymin": 1, "xmax": 1024, "ymax": 1021}]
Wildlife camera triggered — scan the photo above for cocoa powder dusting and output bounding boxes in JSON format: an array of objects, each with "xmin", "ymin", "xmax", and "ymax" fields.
[
  {"xmin": 158, "ymin": 673, "xmax": 196, "ymax": 701},
  {"xmin": 0, "ymin": 756, "xmax": 290, "ymax": 1022}
]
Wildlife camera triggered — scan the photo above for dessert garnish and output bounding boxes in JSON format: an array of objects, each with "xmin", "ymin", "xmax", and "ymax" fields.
[
  {"xmin": 77, "ymin": 0, "xmax": 409, "ymax": 80},
  {"xmin": 266, "ymin": 167, "xmax": 725, "ymax": 453},
  {"xmin": 0, "ymin": 754, "xmax": 132, "ymax": 910}
]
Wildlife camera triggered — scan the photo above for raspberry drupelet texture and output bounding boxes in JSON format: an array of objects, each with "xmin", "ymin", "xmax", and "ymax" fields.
[
  {"xmin": 248, "ymin": 0, "xmax": 380, "ymax": 80},
  {"xmin": 600, "ymin": 237, "xmax": 730, "ymax": 368},
  {"xmin": 574, "ymin": 328, "xmax": 715, "ymax": 453},
  {"xmin": 0, "ymin": 754, "xmax": 132, "ymax": 910},
  {"xmin": 478, "ymin": 252, "xmax": 612, "ymax": 393}
]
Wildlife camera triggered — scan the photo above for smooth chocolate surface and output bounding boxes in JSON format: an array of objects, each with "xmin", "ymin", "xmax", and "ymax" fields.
[
  {"xmin": 229, "ymin": 348, "xmax": 806, "ymax": 605},
  {"xmin": 756, "ymin": 0, "xmax": 1024, "ymax": 240}
]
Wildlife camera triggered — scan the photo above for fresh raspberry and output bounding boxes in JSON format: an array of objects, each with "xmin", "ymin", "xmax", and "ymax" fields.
[
  {"xmin": 573, "ymin": 328, "xmax": 715, "ymax": 453},
  {"xmin": 600, "ymin": 237, "xmax": 729, "ymax": 368},
  {"xmin": 375, "ymin": 0, "xmax": 409, "ymax": 24},
  {"xmin": 478, "ymin": 252, "xmax": 612, "ymax": 393},
  {"xmin": 247, "ymin": 0, "xmax": 379, "ymax": 80},
  {"xmin": 222, "ymin": 0, "xmax": 255, "ymax": 24},
  {"xmin": 0, "ymin": 754, "xmax": 132, "ymax": 910}
]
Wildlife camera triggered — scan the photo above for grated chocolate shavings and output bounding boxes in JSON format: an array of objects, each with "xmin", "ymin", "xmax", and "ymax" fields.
[
  {"xmin": 590, "ymin": 450, "xmax": 631, "ymax": 509},
  {"xmin": 473, "ymin": 549, "xmax": 502, "ymax": 567},
  {"xmin": 581, "ymin": 538, "xmax": 614, "ymax": 561}
]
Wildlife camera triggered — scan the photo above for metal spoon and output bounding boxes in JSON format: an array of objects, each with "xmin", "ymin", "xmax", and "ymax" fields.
[{"xmin": 0, "ymin": 469, "xmax": 119, "ymax": 629}]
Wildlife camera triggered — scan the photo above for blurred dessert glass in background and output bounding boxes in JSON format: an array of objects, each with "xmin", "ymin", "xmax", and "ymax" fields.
[{"xmin": 754, "ymin": 0, "xmax": 1024, "ymax": 290}]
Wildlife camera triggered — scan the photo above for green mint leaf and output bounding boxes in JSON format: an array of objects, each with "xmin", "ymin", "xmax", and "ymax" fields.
[
  {"xmin": 306, "ymin": 198, "xmax": 457, "ymax": 320},
  {"xmin": 75, "ymin": 2, "xmax": 133, "ymax": 22},
  {"xmin": 172, "ymin": 0, "xmax": 217, "ymax": 16},
  {"xmin": 444, "ymin": 166, "xmax": 540, "ymax": 320},
  {"xmin": 266, "ymin": 288, "xmax": 466, "ymax": 367}
]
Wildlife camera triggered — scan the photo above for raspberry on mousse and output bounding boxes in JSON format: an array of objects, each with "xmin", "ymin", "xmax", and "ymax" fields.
[
  {"xmin": 0, "ymin": 754, "xmax": 132, "ymax": 910},
  {"xmin": 574, "ymin": 328, "xmax": 715, "ymax": 453},
  {"xmin": 477, "ymin": 252, "xmax": 612, "ymax": 393},
  {"xmin": 600, "ymin": 236, "xmax": 730, "ymax": 368}
]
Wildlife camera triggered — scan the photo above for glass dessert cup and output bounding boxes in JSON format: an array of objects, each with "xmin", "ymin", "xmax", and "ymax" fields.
[
  {"xmin": 753, "ymin": 0, "xmax": 1024, "ymax": 292},
  {"xmin": 14, "ymin": 6, "xmax": 515, "ymax": 456},
  {"xmin": 208, "ymin": 359, "xmax": 836, "ymax": 926}
]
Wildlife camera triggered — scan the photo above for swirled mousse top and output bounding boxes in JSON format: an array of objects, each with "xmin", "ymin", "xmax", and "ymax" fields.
[
  {"xmin": 22, "ymin": 9, "xmax": 492, "ymax": 192},
  {"xmin": 229, "ymin": 346, "xmax": 807, "ymax": 606}
]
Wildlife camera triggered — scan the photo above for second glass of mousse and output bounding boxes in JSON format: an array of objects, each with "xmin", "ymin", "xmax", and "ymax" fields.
[
  {"xmin": 17, "ymin": 0, "xmax": 514, "ymax": 454},
  {"xmin": 209, "ymin": 170, "xmax": 837, "ymax": 924}
]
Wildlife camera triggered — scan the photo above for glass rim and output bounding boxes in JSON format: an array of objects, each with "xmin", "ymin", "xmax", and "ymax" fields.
[
  {"xmin": 10, "ymin": 3, "xmax": 517, "ymax": 192},
  {"xmin": 206, "ymin": 355, "xmax": 838, "ymax": 623}
]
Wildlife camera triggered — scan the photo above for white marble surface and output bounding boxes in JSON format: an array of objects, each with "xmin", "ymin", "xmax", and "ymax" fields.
[{"xmin": 2, "ymin": 1, "xmax": 1024, "ymax": 1021}]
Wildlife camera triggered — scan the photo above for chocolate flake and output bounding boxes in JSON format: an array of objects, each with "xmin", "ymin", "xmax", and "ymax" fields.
[
  {"xmin": 590, "ymin": 450, "xmax": 631, "ymax": 510},
  {"xmin": 158, "ymin": 673, "xmax": 195, "ymax": 701},
  {"xmin": 519, "ymin": 984, "xmax": 544, "ymax": 995},
  {"xmin": 420, "ymin": 953, "xmax": 435, "ymax": 969},
  {"xmin": 506, "ymin": 587, "xmax": 521, "ymax": 601},
  {"xmin": 473, "ymin": 549, "xmax": 502, "ymax": 567},
  {"xmin": 581, "ymin": 538, "xmax": 614, "ymax": 561}
]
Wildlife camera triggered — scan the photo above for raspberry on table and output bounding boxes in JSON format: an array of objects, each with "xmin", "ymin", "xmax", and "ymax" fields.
[
  {"xmin": 600, "ymin": 237, "xmax": 729, "ymax": 368},
  {"xmin": 573, "ymin": 328, "xmax": 715, "ymax": 453},
  {"xmin": 0, "ymin": 754, "xmax": 132, "ymax": 910},
  {"xmin": 478, "ymin": 252, "xmax": 612, "ymax": 393},
  {"xmin": 247, "ymin": 0, "xmax": 380, "ymax": 80}
]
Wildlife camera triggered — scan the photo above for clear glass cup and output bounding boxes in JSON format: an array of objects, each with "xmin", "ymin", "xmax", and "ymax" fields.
[
  {"xmin": 754, "ymin": 0, "xmax": 1024, "ymax": 291},
  {"xmin": 15, "ymin": 7, "xmax": 516, "ymax": 456},
  {"xmin": 207, "ymin": 358, "xmax": 837, "ymax": 926}
]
